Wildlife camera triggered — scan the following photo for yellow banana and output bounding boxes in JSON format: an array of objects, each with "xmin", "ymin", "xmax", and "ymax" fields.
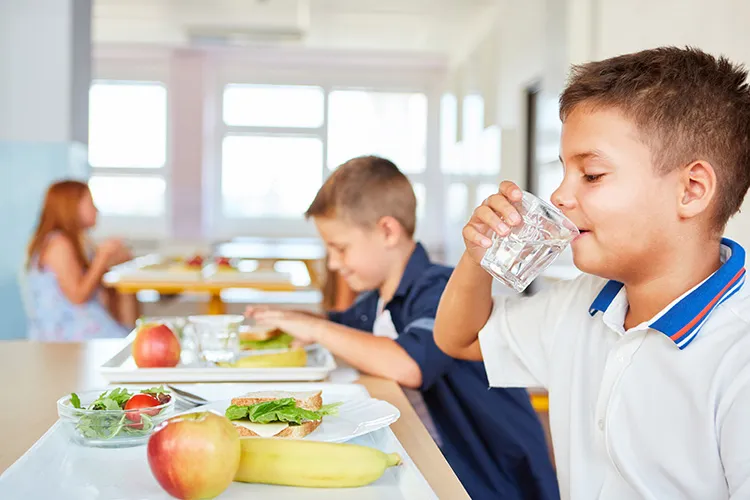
[
  {"xmin": 234, "ymin": 437, "xmax": 402, "ymax": 488},
  {"xmin": 219, "ymin": 347, "xmax": 307, "ymax": 368}
]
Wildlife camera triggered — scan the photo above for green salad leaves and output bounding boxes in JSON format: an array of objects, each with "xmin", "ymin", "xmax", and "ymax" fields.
[
  {"xmin": 225, "ymin": 398, "xmax": 341, "ymax": 425},
  {"xmin": 68, "ymin": 386, "xmax": 170, "ymax": 440}
]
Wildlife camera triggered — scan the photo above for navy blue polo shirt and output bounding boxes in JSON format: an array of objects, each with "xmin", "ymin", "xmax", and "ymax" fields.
[{"xmin": 330, "ymin": 243, "xmax": 559, "ymax": 500}]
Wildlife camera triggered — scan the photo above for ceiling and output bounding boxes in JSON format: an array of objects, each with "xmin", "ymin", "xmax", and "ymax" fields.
[{"xmin": 93, "ymin": 0, "xmax": 498, "ymax": 56}]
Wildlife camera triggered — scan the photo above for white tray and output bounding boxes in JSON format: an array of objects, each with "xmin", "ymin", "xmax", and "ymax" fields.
[
  {"xmin": 100, "ymin": 339, "xmax": 337, "ymax": 383},
  {"xmin": 0, "ymin": 383, "xmax": 437, "ymax": 500},
  {"xmin": 204, "ymin": 267, "xmax": 294, "ymax": 284},
  {"xmin": 104, "ymin": 254, "xmax": 204, "ymax": 283}
]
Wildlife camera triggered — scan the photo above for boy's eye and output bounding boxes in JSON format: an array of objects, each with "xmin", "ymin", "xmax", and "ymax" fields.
[{"xmin": 584, "ymin": 173, "xmax": 605, "ymax": 182}]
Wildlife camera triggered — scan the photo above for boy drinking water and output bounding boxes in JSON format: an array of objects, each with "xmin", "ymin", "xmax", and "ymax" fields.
[
  {"xmin": 249, "ymin": 156, "xmax": 559, "ymax": 499},
  {"xmin": 435, "ymin": 47, "xmax": 750, "ymax": 499}
]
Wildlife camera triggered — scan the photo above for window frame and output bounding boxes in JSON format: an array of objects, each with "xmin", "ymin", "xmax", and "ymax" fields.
[
  {"xmin": 87, "ymin": 75, "xmax": 171, "ymax": 240},
  {"xmin": 210, "ymin": 73, "xmax": 441, "ymax": 243}
]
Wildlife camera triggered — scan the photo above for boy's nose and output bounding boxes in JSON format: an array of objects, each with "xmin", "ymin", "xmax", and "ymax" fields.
[
  {"xmin": 551, "ymin": 182, "xmax": 576, "ymax": 212},
  {"xmin": 327, "ymin": 254, "xmax": 341, "ymax": 272}
]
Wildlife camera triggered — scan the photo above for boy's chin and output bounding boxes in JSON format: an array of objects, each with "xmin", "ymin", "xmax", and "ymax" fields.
[
  {"xmin": 571, "ymin": 249, "xmax": 602, "ymax": 276},
  {"xmin": 346, "ymin": 277, "xmax": 380, "ymax": 293},
  {"xmin": 573, "ymin": 252, "xmax": 618, "ymax": 279},
  {"xmin": 343, "ymin": 276, "xmax": 367, "ymax": 292}
]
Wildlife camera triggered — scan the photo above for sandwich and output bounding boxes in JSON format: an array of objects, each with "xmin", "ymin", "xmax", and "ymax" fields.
[
  {"xmin": 239, "ymin": 326, "xmax": 295, "ymax": 351},
  {"xmin": 225, "ymin": 390, "xmax": 340, "ymax": 438}
]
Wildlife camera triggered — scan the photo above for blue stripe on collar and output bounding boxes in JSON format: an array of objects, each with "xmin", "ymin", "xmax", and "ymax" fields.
[
  {"xmin": 589, "ymin": 238, "xmax": 746, "ymax": 349},
  {"xmin": 588, "ymin": 279, "xmax": 624, "ymax": 316}
]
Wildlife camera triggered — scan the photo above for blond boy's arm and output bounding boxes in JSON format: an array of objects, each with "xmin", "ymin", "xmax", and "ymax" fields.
[
  {"xmin": 315, "ymin": 321, "xmax": 422, "ymax": 389},
  {"xmin": 313, "ymin": 321, "xmax": 423, "ymax": 388}
]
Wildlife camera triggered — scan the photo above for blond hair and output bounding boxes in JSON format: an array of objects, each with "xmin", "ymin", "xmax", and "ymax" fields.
[{"xmin": 305, "ymin": 156, "xmax": 416, "ymax": 236}]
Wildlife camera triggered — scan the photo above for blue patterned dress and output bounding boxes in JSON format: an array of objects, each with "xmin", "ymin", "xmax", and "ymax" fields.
[{"xmin": 25, "ymin": 239, "xmax": 128, "ymax": 341}]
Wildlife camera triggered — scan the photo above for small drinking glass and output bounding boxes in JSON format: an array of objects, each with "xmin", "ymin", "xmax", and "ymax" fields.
[
  {"xmin": 480, "ymin": 190, "xmax": 579, "ymax": 293},
  {"xmin": 187, "ymin": 315, "xmax": 244, "ymax": 364},
  {"xmin": 136, "ymin": 316, "xmax": 197, "ymax": 363}
]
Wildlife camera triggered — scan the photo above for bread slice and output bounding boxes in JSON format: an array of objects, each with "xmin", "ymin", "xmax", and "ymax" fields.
[
  {"xmin": 231, "ymin": 390, "xmax": 322, "ymax": 411},
  {"xmin": 230, "ymin": 390, "xmax": 324, "ymax": 439},
  {"xmin": 234, "ymin": 419, "xmax": 321, "ymax": 438},
  {"xmin": 239, "ymin": 327, "xmax": 283, "ymax": 342}
]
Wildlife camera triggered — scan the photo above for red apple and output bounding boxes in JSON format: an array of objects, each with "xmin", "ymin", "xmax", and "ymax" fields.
[
  {"xmin": 132, "ymin": 324, "xmax": 181, "ymax": 368},
  {"xmin": 148, "ymin": 412, "xmax": 241, "ymax": 500}
]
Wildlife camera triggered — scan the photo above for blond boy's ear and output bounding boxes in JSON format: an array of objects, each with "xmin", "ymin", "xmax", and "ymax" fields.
[{"xmin": 376, "ymin": 215, "xmax": 409, "ymax": 246}]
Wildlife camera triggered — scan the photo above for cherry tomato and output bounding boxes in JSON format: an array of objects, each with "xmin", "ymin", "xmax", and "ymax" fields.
[{"xmin": 124, "ymin": 393, "xmax": 161, "ymax": 430}]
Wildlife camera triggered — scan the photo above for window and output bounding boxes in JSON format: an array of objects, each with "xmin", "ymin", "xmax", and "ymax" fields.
[
  {"xmin": 215, "ymin": 83, "xmax": 434, "ymax": 242},
  {"xmin": 462, "ymin": 94, "xmax": 484, "ymax": 141},
  {"xmin": 88, "ymin": 81, "xmax": 168, "ymax": 218},
  {"xmin": 89, "ymin": 82, "xmax": 167, "ymax": 169},
  {"xmin": 219, "ymin": 84, "xmax": 326, "ymax": 223},
  {"xmin": 477, "ymin": 125, "xmax": 501, "ymax": 175},
  {"xmin": 413, "ymin": 183, "xmax": 426, "ymax": 220},
  {"xmin": 221, "ymin": 135, "xmax": 323, "ymax": 218},
  {"xmin": 89, "ymin": 176, "xmax": 166, "ymax": 216},
  {"xmin": 441, "ymin": 93, "xmax": 458, "ymax": 174},
  {"xmin": 327, "ymin": 91, "xmax": 427, "ymax": 173},
  {"xmin": 477, "ymin": 183, "xmax": 499, "ymax": 206},
  {"xmin": 447, "ymin": 183, "xmax": 469, "ymax": 224},
  {"xmin": 223, "ymin": 85, "xmax": 324, "ymax": 128}
]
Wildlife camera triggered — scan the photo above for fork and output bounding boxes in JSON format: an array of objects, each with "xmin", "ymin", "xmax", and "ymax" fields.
[{"xmin": 167, "ymin": 385, "xmax": 209, "ymax": 408}]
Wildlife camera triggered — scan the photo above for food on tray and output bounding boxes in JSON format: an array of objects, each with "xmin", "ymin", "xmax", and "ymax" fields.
[
  {"xmin": 225, "ymin": 390, "xmax": 340, "ymax": 438},
  {"xmin": 62, "ymin": 386, "xmax": 173, "ymax": 442},
  {"xmin": 214, "ymin": 256, "xmax": 235, "ymax": 269},
  {"xmin": 124, "ymin": 393, "xmax": 164, "ymax": 430},
  {"xmin": 234, "ymin": 438, "xmax": 402, "ymax": 488},
  {"xmin": 148, "ymin": 411, "xmax": 240, "ymax": 500},
  {"xmin": 218, "ymin": 347, "xmax": 307, "ymax": 368},
  {"xmin": 184, "ymin": 254, "xmax": 204, "ymax": 269},
  {"xmin": 239, "ymin": 326, "xmax": 294, "ymax": 351},
  {"xmin": 132, "ymin": 323, "xmax": 181, "ymax": 368}
]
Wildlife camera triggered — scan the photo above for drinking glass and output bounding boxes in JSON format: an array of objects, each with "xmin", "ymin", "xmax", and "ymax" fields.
[{"xmin": 480, "ymin": 190, "xmax": 579, "ymax": 292}]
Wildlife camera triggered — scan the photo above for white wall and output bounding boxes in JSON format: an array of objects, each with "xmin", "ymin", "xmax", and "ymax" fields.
[{"xmin": 0, "ymin": 0, "xmax": 90, "ymax": 143}]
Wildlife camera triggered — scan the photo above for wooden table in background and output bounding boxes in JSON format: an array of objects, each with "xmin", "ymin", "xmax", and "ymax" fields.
[
  {"xmin": 105, "ymin": 277, "xmax": 306, "ymax": 314},
  {"xmin": 104, "ymin": 250, "xmax": 321, "ymax": 314},
  {"xmin": 0, "ymin": 340, "xmax": 469, "ymax": 499},
  {"xmin": 215, "ymin": 237, "xmax": 326, "ymax": 289}
]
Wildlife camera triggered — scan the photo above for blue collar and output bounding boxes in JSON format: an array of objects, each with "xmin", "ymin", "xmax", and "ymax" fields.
[
  {"xmin": 393, "ymin": 242, "xmax": 432, "ymax": 299},
  {"xmin": 588, "ymin": 238, "xmax": 746, "ymax": 349}
]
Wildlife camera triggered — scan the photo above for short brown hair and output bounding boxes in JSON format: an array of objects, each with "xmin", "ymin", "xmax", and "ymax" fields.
[
  {"xmin": 560, "ymin": 46, "xmax": 750, "ymax": 230},
  {"xmin": 305, "ymin": 156, "xmax": 417, "ymax": 236}
]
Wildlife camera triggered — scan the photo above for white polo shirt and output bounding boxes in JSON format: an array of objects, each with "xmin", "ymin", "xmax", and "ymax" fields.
[{"xmin": 479, "ymin": 238, "xmax": 750, "ymax": 500}]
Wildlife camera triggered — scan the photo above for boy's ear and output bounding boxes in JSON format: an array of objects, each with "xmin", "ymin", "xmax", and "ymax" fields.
[
  {"xmin": 677, "ymin": 160, "xmax": 717, "ymax": 221},
  {"xmin": 376, "ymin": 216, "xmax": 405, "ymax": 246}
]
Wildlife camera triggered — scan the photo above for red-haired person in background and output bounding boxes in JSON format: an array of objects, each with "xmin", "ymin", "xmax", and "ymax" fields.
[{"xmin": 25, "ymin": 180, "xmax": 136, "ymax": 341}]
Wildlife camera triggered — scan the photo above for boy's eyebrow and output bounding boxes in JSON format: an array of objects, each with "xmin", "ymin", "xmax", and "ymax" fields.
[{"xmin": 559, "ymin": 149, "xmax": 613, "ymax": 164}]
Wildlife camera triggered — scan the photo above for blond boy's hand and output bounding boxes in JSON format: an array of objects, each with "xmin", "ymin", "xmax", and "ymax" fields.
[
  {"xmin": 244, "ymin": 306, "xmax": 321, "ymax": 344},
  {"xmin": 462, "ymin": 181, "xmax": 525, "ymax": 265}
]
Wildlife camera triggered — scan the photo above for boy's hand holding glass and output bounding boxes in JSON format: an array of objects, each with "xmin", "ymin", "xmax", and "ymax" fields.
[
  {"xmin": 462, "ymin": 181, "xmax": 527, "ymax": 262},
  {"xmin": 463, "ymin": 181, "xmax": 579, "ymax": 293}
]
